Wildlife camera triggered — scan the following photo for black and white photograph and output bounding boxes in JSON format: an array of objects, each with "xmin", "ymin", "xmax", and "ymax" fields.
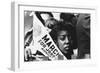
[
  {"xmin": 11, "ymin": 2, "xmax": 96, "ymax": 71},
  {"xmin": 24, "ymin": 11, "xmax": 90, "ymax": 62}
]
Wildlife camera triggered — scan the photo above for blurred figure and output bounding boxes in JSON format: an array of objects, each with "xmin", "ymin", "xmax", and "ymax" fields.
[
  {"xmin": 60, "ymin": 13, "xmax": 77, "ymax": 27},
  {"xmin": 24, "ymin": 11, "xmax": 34, "ymax": 61},
  {"xmin": 24, "ymin": 29, "xmax": 49, "ymax": 61},
  {"xmin": 35, "ymin": 11, "xmax": 53, "ymax": 25},
  {"xmin": 45, "ymin": 17, "xmax": 58, "ymax": 32},
  {"xmin": 76, "ymin": 14, "xmax": 90, "ymax": 59},
  {"xmin": 24, "ymin": 29, "xmax": 34, "ymax": 61},
  {"xmin": 35, "ymin": 11, "xmax": 57, "ymax": 32}
]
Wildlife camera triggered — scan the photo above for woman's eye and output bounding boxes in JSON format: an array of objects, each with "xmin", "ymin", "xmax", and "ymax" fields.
[{"xmin": 59, "ymin": 36, "xmax": 65, "ymax": 41}]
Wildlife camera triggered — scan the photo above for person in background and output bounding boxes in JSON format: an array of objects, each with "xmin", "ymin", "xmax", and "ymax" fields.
[
  {"xmin": 35, "ymin": 11, "xmax": 53, "ymax": 25},
  {"xmin": 45, "ymin": 17, "xmax": 58, "ymax": 32},
  {"xmin": 76, "ymin": 14, "xmax": 90, "ymax": 59},
  {"xmin": 60, "ymin": 13, "xmax": 77, "ymax": 27},
  {"xmin": 24, "ymin": 11, "xmax": 50, "ymax": 61},
  {"xmin": 35, "ymin": 11, "xmax": 57, "ymax": 33}
]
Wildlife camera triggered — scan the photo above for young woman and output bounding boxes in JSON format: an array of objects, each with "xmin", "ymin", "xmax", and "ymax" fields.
[{"xmin": 50, "ymin": 21, "xmax": 77, "ymax": 59}]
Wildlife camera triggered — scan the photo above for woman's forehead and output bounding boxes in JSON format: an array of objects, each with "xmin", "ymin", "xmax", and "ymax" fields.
[{"xmin": 58, "ymin": 30, "xmax": 69, "ymax": 36}]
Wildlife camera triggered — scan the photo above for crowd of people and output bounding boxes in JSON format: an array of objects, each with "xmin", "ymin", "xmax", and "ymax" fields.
[{"xmin": 24, "ymin": 11, "xmax": 90, "ymax": 61}]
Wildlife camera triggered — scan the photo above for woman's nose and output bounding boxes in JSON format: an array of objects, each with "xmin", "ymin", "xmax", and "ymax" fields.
[{"xmin": 64, "ymin": 37, "xmax": 69, "ymax": 44}]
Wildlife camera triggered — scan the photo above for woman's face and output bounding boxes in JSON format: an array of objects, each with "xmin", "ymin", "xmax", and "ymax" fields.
[{"xmin": 57, "ymin": 30, "xmax": 71, "ymax": 54}]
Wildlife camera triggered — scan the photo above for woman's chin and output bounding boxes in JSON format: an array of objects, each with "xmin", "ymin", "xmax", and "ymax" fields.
[{"xmin": 62, "ymin": 50, "xmax": 68, "ymax": 54}]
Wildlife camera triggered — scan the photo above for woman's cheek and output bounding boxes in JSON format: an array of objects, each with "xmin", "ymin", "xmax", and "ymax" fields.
[{"xmin": 57, "ymin": 40, "xmax": 64, "ymax": 51}]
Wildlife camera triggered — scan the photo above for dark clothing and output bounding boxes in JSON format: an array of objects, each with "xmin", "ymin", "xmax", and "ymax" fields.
[{"xmin": 76, "ymin": 14, "xmax": 90, "ymax": 59}]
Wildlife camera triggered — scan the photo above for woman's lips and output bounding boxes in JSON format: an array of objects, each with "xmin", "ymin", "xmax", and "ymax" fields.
[{"xmin": 64, "ymin": 46, "xmax": 69, "ymax": 50}]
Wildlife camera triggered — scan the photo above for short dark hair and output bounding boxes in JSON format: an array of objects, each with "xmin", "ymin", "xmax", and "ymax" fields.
[
  {"xmin": 50, "ymin": 21, "xmax": 74, "ymax": 42},
  {"xmin": 60, "ymin": 13, "xmax": 75, "ymax": 22},
  {"xmin": 50, "ymin": 21, "xmax": 76, "ymax": 58}
]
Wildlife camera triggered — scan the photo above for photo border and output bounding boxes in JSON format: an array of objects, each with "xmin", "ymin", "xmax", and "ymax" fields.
[{"xmin": 11, "ymin": 2, "xmax": 97, "ymax": 71}]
